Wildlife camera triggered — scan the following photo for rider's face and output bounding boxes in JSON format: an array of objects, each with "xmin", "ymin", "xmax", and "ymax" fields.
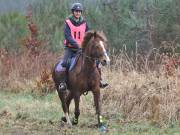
[{"xmin": 73, "ymin": 10, "xmax": 82, "ymax": 19}]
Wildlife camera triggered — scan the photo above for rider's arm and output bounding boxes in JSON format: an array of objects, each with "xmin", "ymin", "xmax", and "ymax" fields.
[
  {"xmin": 64, "ymin": 23, "xmax": 79, "ymax": 49},
  {"xmin": 85, "ymin": 21, "xmax": 91, "ymax": 32}
]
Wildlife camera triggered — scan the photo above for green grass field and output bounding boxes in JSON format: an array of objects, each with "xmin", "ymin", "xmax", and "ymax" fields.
[{"xmin": 0, "ymin": 91, "xmax": 179, "ymax": 135}]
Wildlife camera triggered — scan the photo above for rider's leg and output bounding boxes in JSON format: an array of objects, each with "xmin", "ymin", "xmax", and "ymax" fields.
[
  {"xmin": 96, "ymin": 62, "xmax": 108, "ymax": 88},
  {"xmin": 59, "ymin": 48, "xmax": 74, "ymax": 91}
]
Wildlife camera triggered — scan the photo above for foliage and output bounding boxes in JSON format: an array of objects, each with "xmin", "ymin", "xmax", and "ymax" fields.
[
  {"xmin": 0, "ymin": 1, "xmax": 179, "ymax": 133},
  {"xmin": 0, "ymin": 12, "xmax": 27, "ymax": 51},
  {"xmin": 0, "ymin": 0, "xmax": 180, "ymax": 53}
]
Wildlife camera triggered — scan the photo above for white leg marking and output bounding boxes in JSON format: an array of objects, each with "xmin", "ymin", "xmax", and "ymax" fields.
[{"xmin": 65, "ymin": 112, "xmax": 72, "ymax": 127}]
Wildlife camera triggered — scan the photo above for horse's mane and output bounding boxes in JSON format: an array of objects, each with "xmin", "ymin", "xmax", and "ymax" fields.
[{"xmin": 81, "ymin": 30, "xmax": 107, "ymax": 50}]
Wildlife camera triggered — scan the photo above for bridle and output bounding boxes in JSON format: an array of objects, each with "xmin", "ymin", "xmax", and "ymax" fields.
[{"xmin": 84, "ymin": 53, "xmax": 99, "ymax": 61}]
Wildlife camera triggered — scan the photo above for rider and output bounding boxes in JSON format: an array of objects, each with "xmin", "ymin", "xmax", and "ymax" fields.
[{"xmin": 59, "ymin": 2, "xmax": 108, "ymax": 91}]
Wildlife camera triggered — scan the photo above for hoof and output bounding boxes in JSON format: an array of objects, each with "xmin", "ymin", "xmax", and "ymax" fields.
[
  {"xmin": 72, "ymin": 117, "xmax": 78, "ymax": 125},
  {"xmin": 61, "ymin": 116, "xmax": 67, "ymax": 122},
  {"xmin": 99, "ymin": 125, "xmax": 108, "ymax": 133},
  {"xmin": 100, "ymin": 83, "xmax": 109, "ymax": 88}
]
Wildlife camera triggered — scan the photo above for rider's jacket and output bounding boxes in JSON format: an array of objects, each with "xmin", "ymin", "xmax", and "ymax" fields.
[{"xmin": 63, "ymin": 15, "xmax": 89, "ymax": 49}]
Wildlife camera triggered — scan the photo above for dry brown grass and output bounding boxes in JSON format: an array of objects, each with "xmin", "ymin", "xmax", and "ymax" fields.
[
  {"xmin": 0, "ymin": 49, "xmax": 59, "ymax": 93},
  {"xmin": 101, "ymin": 53, "xmax": 180, "ymax": 125},
  {"xmin": 102, "ymin": 69, "xmax": 179, "ymax": 123},
  {"xmin": 0, "ymin": 50, "xmax": 180, "ymax": 125}
]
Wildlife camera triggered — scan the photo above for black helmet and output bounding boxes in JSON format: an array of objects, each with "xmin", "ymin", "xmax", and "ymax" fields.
[{"xmin": 71, "ymin": 3, "xmax": 83, "ymax": 12}]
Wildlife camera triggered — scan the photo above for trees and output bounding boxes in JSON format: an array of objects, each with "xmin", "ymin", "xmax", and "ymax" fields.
[{"xmin": 0, "ymin": 0, "xmax": 179, "ymax": 53}]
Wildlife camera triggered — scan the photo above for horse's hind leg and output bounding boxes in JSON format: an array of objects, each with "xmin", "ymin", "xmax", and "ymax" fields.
[
  {"xmin": 57, "ymin": 91, "xmax": 72, "ymax": 127},
  {"xmin": 72, "ymin": 94, "xmax": 80, "ymax": 125}
]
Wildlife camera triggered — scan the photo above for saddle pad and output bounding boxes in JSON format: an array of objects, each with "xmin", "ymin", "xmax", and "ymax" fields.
[
  {"xmin": 55, "ymin": 54, "xmax": 80, "ymax": 72},
  {"xmin": 55, "ymin": 60, "xmax": 66, "ymax": 72}
]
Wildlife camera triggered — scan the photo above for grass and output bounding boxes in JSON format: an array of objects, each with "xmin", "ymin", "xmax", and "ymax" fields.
[
  {"xmin": 0, "ymin": 90, "xmax": 179, "ymax": 135},
  {"xmin": 0, "ymin": 44, "xmax": 180, "ymax": 135},
  {"xmin": 0, "ymin": 50, "xmax": 180, "ymax": 134}
]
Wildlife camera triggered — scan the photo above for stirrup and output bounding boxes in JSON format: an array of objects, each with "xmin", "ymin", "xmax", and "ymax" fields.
[
  {"xmin": 100, "ymin": 80, "xmax": 108, "ymax": 88},
  {"xmin": 59, "ymin": 82, "xmax": 67, "ymax": 91}
]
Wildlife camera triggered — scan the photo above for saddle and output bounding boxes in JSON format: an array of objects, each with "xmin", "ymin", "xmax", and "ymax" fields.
[{"xmin": 55, "ymin": 53, "xmax": 81, "ymax": 72}]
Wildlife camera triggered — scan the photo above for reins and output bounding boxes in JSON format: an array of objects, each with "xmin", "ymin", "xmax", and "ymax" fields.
[{"xmin": 82, "ymin": 52, "xmax": 99, "ymax": 62}]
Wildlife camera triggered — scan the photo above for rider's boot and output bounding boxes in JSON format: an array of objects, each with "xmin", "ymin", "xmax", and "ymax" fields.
[
  {"xmin": 97, "ymin": 67, "xmax": 108, "ymax": 88},
  {"xmin": 58, "ymin": 71, "xmax": 67, "ymax": 92}
]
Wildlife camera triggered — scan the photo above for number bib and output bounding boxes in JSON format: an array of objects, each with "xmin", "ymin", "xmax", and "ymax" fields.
[{"xmin": 64, "ymin": 19, "xmax": 86, "ymax": 48}]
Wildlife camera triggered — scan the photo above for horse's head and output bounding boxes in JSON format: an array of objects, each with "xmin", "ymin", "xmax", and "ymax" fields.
[{"xmin": 82, "ymin": 30, "xmax": 110, "ymax": 66}]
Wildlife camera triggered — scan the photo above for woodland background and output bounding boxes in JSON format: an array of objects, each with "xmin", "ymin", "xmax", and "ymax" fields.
[{"xmin": 0, "ymin": 0, "xmax": 180, "ymax": 134}]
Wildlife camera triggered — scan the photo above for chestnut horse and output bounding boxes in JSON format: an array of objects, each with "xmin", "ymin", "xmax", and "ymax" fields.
[{"xmin": 52, "ymin": 30, "xmax": 110, "ymax": 130}]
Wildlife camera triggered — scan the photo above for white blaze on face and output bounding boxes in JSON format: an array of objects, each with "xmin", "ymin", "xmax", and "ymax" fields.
[{"xmin": 99, "ymin": 41, "xmax": 110, "ymax": 64}]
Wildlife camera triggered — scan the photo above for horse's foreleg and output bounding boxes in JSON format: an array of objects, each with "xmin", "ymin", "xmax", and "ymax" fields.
[
  {"xmin": 72, "ymin": 94, "xmax": 80, "ymax": 125},
  {"xmin": 93, "ymin": 90, "xmax": 104, "ymax": 127},
  {"xmin": 61, "ymin": 93, "xmax": 73, "ymax": 122},
  {"xmin": 57, "ymin": 91, "xmax": 72, "ymax": 127},
  {"xmin": 66, "ymin": 93, "xmax": 73, "ymax": 113}
]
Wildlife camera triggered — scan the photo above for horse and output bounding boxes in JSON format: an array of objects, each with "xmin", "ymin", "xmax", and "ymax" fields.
[{"xmin": 52, "ymin": 30, "xmax": 110, "ymax": 130}]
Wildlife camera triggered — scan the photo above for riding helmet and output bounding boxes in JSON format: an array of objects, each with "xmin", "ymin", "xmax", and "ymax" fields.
[{"xmin": 71, "ymin": 3, "xmax": 83, "ymax": 12}]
